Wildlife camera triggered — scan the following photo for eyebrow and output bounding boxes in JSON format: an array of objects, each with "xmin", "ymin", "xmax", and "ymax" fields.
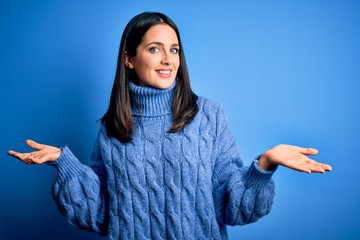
[{"xmin": 145, "ymin": 41, "xmax": 179, "ymax": 47}]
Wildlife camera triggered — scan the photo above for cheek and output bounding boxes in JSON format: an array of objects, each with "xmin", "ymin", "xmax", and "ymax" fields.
[
  {"xmin": 139, "ymin": 57, "xmax": 157, "ymax": 70},
  {"xmin": 174, "ymin": 57, "xmax": 180, "ymax": 69},
  {"xmin": 134, "ymin": 60, "xmax": 152, "ymax": 76}
]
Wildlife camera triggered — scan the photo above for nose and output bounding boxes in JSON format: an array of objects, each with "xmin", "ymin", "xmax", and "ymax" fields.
[{"xmin": 160, "ymin": 51, "xmax": 172, "ymax": 65}]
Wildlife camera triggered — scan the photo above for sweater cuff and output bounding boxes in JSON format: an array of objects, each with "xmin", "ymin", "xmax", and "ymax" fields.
[
  {"xmin": 47, "ymin": 146, "xmax": 85, "ymax": 183},
  {"xmin": 242, "ymin": 160, "xmax": 277, "ymax": 190}
]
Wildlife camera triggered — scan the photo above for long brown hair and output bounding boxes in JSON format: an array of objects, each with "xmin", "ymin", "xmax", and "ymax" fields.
[{"xmin": 102, "ymin": 12, "xmax": 198, "ymax": 143}]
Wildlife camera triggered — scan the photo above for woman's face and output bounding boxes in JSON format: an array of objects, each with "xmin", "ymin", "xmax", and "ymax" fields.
[{"xmin": 125, "ymin": 23, "xmax": 180, "ymax": 89}]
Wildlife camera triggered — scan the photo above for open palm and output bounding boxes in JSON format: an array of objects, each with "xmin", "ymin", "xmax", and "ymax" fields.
[
  {"xmin": 8, "ymin": 139, "xmax": 61, "ymax": 165},
  {"xmin": 259, "ymin": 144, "xmax": 332, "ymax": 173}
]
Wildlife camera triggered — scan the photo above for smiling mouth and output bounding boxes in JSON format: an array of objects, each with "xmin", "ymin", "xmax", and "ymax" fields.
[
  {"xmin": 156, "ymin": 69, "xmax": 172, "ymax": 77},
  {"xmin": 156, "ymin": 70, "xmax": 171, "ymax": 75}
]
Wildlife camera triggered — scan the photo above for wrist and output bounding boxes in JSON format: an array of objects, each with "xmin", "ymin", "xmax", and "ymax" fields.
[{"xmin": 258, "ymin": 152, "xmax": 277, "ymax": 171}]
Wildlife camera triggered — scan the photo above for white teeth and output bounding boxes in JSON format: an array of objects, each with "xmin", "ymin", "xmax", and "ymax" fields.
[{"xmin": 157, "ymin": 70, "xmax": 171, "ymax": 74}]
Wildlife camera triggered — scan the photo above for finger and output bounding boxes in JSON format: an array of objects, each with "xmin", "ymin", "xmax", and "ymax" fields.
[
  {"xmin": 313, "ymin": 163, "xmax": 332, "ymax": 172},
  {"xmin": 309, "ymin": 166, "xmax": 325, "ymax": 173},
  {"xmin": 8, "ymin": 151, "xmax": 34, "ymax": 165},
  {"xmin": 27, "ymin": 153, "xmax": 47, "ymax": 164},
  {"xmin": 299, "ymin": 147, "xmax": 319, "ymax": 156},
  {"xmin": 303, "ymin": 159, "xmax": 332, "ymax": 173},
  {"xmin": 286, "ymin": 161, "xmax": 312, "ymax": 174},
  {"xmin": 24, "ymin": 155, "xmax": 35, "ymax": 165},
  {"xmin": 26, "ymin": 150, "xmax": 59, "ymax": 164},
  {"xmin": 296, "ymin": 164, "xmax": 312, "ymax": 174},
  {"xmin": 25, "ymin": 139, "xmax": 46, "ymax": 151},
  {"xmin": 26, "ymin": 155, "xmax": 42, "ymax": 164},
  {"xmin": 23, "ymin": 152, "xmax": 47, "ymax": 165},
  {"xmin": 306, "ymin": 158, "xmax": 332, "ymax": 172},
  {"xmin": 7, "ymin": 150, "xmax": 17, "ymax": 157},
  {"xmin": 8, "ymin": 150, "xmax": 27, "ymax": 161},
  {"xmin": 323, "ymin": 164, "xmax": 332, "ymax": 171}
]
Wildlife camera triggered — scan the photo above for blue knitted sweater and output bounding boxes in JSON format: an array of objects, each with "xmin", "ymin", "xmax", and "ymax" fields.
[{"xmin": 50, "ymin": 81, "xmax": 276, "ymax": 240}]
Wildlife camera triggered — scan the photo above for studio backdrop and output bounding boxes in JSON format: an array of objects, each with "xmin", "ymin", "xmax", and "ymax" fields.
[{"xmin": 1, "ymin": 1, "xmax": 359, "ymax": 239}]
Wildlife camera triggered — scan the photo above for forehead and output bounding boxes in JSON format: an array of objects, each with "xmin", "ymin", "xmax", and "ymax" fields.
[{"xmin": 141, "ymin": 23, "xmax": 179, "ymax": 45}]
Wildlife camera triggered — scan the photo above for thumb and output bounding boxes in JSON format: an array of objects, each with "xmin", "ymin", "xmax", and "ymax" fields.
[
  {"xmin": 299, "ymin": 147, "xmax": 319, "ymax": 155},
  {"xmin": 25, "ymin": 139, "xmax": 46, "ymax": 151}
]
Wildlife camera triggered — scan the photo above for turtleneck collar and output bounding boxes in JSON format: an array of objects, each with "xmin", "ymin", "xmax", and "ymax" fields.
[{"xmin": 129, "ymin": 81, "xmax": 175, "ymax": 117}]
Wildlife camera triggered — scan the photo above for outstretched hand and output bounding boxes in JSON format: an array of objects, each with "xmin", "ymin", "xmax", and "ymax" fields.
[
  {"xmin": 8, "ymin": 140, "xmax": 61, "ymax": 165},
  {"xmin": 258, "ymin": 144, "xmax": 332, "ymax": 174}
]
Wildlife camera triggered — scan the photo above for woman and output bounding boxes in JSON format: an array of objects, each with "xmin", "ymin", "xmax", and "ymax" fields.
[{"xmin": 8, "ymin": 12, "xmax": 331, "ymax": 240}]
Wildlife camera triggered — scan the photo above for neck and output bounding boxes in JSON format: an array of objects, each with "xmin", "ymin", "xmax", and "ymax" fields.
[{"xmin": 129, "ymin": 81, "xmax": 175, "ymax": 117}]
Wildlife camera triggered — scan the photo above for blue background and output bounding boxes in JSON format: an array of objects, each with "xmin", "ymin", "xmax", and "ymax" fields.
[{"xmin": 1, "ymin": 0, "xmax": 359, "ymax": 239}]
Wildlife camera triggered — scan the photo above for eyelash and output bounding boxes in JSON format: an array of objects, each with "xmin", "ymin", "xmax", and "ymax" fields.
[
  {"xmin": 170, "ymin": 48, "xmax": 179, "ymax": 54},
  {"xmin": 149, "ymin": 47, "xmax": 160, "ymax": 53},
  {"xmin": 149, "ymin": 47, "xmax": 179, "ymax": 54}
]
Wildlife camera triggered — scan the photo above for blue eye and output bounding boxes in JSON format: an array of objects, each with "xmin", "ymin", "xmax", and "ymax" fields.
[
  {"xmin": 149, "ymin": 47, "xmax": 160, "ymax": 53},
  {"xmin": 170, "ymin": 48, "xmax": 179, "ymax": 54}
]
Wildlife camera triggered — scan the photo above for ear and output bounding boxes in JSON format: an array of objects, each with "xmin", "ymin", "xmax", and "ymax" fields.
[{"xmin": 124, "ymin": 51, "xmax": 134, "ymax": 69}]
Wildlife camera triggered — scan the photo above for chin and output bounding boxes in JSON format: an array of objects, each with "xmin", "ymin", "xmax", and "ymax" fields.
[{"xmin": 153, "ymin": 80, "xmax": 176, "ymax": 89}]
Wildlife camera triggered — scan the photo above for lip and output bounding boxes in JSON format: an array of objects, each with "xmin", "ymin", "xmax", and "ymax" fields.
[{"xmin": 155, "ymin": 69, "xmax": 172, "ymax": 78}]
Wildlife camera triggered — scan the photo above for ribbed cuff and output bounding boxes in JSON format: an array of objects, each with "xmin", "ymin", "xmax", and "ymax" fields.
[
  {"xmin": 243, "ymin": 160, "xmax": 277, "ymax": 190},
  {"xmin": 47, "ymin": 146, "xmax": 85, "ymax": 183}
]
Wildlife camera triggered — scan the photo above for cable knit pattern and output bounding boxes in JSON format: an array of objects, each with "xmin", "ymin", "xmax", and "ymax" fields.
[{"xmin": 50, "ymin": 81, "xmax": 276, "ymax": 240}]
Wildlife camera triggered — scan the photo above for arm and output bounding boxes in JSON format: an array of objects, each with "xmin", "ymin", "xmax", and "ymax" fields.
[
  {"xmin": 50, "ymin": 145, "xmax": 109, "ymax": 235},
  {"xmin": 212, "ymin": 107, "xmax": 276, "ymax": 226},
  {"xmin": 7, "ymin": 127, "xmax": 109, "ymax": 235},
  {"xmin": 212, "ymin": 106, "xmax": 332, "ymax": 226}
]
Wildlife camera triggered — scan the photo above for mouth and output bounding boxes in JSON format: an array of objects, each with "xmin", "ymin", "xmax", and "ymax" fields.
[{"xmin": 155, "ymin": 69, "xmax": 172, "ymax": 77}]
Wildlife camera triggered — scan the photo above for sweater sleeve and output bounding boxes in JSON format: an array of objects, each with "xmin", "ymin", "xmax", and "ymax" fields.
[
  {"xmin": 212, "ymin": 106, "xmax": 276, "ymax": 226},
  {"xmin": 49, "ymin": 126, "xmax": 109, "ymax": 235}
]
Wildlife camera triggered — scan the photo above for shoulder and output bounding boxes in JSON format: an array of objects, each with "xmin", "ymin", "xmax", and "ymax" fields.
[
  {"xmin": 193, "ymin": 96, "xmax": 231, "ymax": 137},
  {"xmin": 99, "ymin": 122, "xmax": 108, "ymax": 135},
  {"xmin": 196, "ymin": 96, "xmax": 227, "ymax": 121},
  {"xmin": 95, "ymin": 122, "xmax": 112, "ymax": 145},
  {"xmin": 197, "ymin": 96, "xmax": 222, "ymax": 113}
]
